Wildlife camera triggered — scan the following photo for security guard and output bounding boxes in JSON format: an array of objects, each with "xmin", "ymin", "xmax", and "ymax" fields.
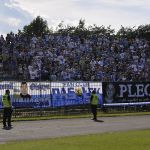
[
  {"xmin": 2, "ymin": 89, "xmax": 13, "ymax": 128},
  {"xmin": 90, "ymin": 90, "xmax": 98, "ymax": 121}
]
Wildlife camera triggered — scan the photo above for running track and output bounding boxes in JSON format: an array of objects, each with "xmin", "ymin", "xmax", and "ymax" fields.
[{"xmin": 0, "ymin": 115, "xmax": 150, "ymax": 143}]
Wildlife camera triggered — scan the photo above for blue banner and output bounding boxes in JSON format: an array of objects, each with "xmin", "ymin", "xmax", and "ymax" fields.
[{"xmin": 0, "ymin": 81, "xmax": 102, "ymax": 108}]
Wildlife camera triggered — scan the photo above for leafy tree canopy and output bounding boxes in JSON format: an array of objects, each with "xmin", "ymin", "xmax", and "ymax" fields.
[
  {"xmin": 17, "ymin": 16, "xmax": 150, "ymax": 41},
  {"xmin": 22, "ymin": 16, "xmax": 50, "ymax": 37}
]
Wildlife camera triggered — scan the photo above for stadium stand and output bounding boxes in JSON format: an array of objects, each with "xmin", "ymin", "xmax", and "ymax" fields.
[{"xmin": 0, "ymin": 32, "xmax": 149, "ymax": 81}]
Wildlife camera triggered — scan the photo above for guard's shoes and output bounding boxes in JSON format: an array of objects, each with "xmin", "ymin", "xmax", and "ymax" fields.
[
  {"xmin": 2, "ymin": 125, "xmax": 13, "ymax": 129},
  {"xmin": 8, "ymin": 125, "xmax": 13, "ymax": 128},
  {"xmin": 94, "ymin": 119, "xmax": 98, "ymax": 121},
  {"xmin": 3, "ymin": 126, "xmax": 7, "ymax": 129}
]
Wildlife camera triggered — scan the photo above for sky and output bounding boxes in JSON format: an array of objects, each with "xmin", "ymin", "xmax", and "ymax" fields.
[{"xmin": 1, "ymin": 0, "xmax": 150, "ymax": 35}]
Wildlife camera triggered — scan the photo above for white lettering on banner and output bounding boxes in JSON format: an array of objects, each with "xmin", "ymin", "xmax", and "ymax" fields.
[
  {"xmin": 0, "ymin": 83, "xmax": 13, "ymax": 89},
  {"xmin": 62, "ymin": 82, "xmax": 88, "ymax": 87},
  {"xmin": 145, "ymin": 84, "xmax": 150, "ymax": 96},
  {"xmin": 119, "ymin": 85, "xmax": 127, "ymax": 97},
  {"xmin": 30, "ymin": 83, "xmax": 51, "ymax": 90},
  {"xmin": 136, "ymin": 84, "xmax": 144, "ymax": 97},
  {"xmin": 128, "ymin": 84, "xmax": 136, "ymax": 97},
  {"xmin": 0, "ymin": 82, "xmax": 102, "ymax": 95},
  {"xmin": 29, "ymin": 82, "xmax": 89, "ymax": 90},
  {"xmin": 119, "ymin": 84, "xmax": 150, "ymax": 98},
  {"xmin": 51, "ymin": 87, "xmax": 101, "ymax": 94}
]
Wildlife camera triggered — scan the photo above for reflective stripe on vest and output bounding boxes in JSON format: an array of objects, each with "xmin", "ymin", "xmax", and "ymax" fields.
[
  {"xmin": 2, "ymin": 94, "xmax": 11, "ymax": 108},
  {"xmin": 91, "ymin": 94, "xmax": 98, "ymax": 105}
]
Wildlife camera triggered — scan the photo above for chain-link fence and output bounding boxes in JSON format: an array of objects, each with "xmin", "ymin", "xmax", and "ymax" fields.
[
  {"xmin": 0, "ymin": 81, "xmax": 150, "ymax": 119},
  {"xmin": 0, "ymin": 81, "xmax": 102, "ymax": 118}
]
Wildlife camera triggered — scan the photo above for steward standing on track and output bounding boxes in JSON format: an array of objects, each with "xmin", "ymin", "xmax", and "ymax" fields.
[
  {"xmin": 2, "ymin": 89, "xmax": 13, "ymax": 128},
  {"xmin": 90, "ymin": 90, "xmax": 98, "ymax": 121}
]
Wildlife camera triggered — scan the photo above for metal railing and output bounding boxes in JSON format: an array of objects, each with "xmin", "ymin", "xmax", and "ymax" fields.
[{"xmin": 0, "ymin": 81, "xmax": 102, "ymax": 118}]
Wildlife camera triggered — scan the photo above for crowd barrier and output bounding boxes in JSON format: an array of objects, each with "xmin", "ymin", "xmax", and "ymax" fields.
[
  {"xmin": 102, "ymin": 82, "xmax": 150, "ymax": 106},
  {"xmin": 0, "ymin": 81, "xmax": 150, "ymax": 109},
  {"xmin": 0, "ymin": 81, "xmax": 102, "ymax": 108}
]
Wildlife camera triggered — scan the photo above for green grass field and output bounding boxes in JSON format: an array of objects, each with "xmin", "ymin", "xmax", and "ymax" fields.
[{"xmin": 1, "ymin": 130, "xmax": 150, "ymax": 150}]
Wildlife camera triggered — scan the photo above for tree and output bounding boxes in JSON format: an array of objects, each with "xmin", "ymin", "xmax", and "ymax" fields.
[
  {"xmin": 135, "ymin": 24, "xmax": 150, "ymax": 40},
  {"xmin": 74, "ymin": 19, "xmax": 87, "ymax": 35},
  {"xmin": 116, "ymin": 25, "xmax": 136, "ymax": 38},
  {"xmin": 22, "ymin": 16, "xmax": 50, "ymax": 37},
  {"xmin": 77, "ymin": 19, "xmax": 86, "ymax": 29}
]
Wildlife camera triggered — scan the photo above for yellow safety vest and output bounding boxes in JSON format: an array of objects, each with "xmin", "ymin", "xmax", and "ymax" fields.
[
  {"xmin": 2, "ymin": 94, "xmax": 11, "ymax": 108},
  {"xmin": 91, "ymin": 94, "xmax": 98, "ymax": 105}
]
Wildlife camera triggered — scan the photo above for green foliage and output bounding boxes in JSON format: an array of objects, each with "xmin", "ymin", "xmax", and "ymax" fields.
[
  {"xmin": 116, "ymin": 25, "xmax": 136, "ymax": 38},
  {"xmin": 18, "ymin": 16, "xmax": 150, "ymax": 40},
  {"xmin": 22, "ymin": 16, "xmax": 50, "ymax": 37},
  {"xmin": 136, "ymin": 24, "xmax": 150, "ymax": 39},
  {"xmin": 117, "ymin": 24, "xmax": 150, "ymax": 40}
]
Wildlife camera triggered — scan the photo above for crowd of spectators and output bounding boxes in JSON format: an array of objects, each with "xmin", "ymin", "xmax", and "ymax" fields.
[{"xmin": 0, "ymin": 32, "xmax": 149, "ymax": 81}]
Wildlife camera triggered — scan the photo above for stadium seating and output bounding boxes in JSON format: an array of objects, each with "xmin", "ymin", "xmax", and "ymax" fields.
[{"xmin": 0, "ymin": 33, "xmax": 149, "ymax": 81}]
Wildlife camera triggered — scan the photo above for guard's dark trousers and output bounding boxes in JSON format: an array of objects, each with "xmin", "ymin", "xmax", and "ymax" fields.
[
  {"xmin": 3, "ymin": 108, "xmax": 12, "ymax": 127},
  {"xmin": 91, "ymin": 105, "xmax": 97, "ymax": 120}
]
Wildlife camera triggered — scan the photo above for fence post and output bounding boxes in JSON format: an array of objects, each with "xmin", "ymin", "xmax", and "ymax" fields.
[
  {"xmin": 50, "ymin": 80, "xmax": 53, "ymax": 108},
  {"xmin": 13, "ymin": 81, "xmax": 16, "ymax": 118},
  {"xmin": 87, "ymin": 81, "xmax": 91, "ymax": 113},
  {"xmin": 39, "ymin": 81, "xmax": 42, "ymax": 117}
]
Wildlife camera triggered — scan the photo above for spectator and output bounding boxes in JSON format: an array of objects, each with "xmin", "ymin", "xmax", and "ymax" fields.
[{"xmin": 0, "ymin": 33, "xmax": 149, "ymax": 82}]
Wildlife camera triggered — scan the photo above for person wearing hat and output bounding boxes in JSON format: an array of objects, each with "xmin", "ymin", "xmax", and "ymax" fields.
[
  {"xmin": 90, "ymin": 90, "xmax": 99, "ymax": 121},
  {"xmin": 2, "ymin": 89, "xmax": 13, "ymax": 128}
]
